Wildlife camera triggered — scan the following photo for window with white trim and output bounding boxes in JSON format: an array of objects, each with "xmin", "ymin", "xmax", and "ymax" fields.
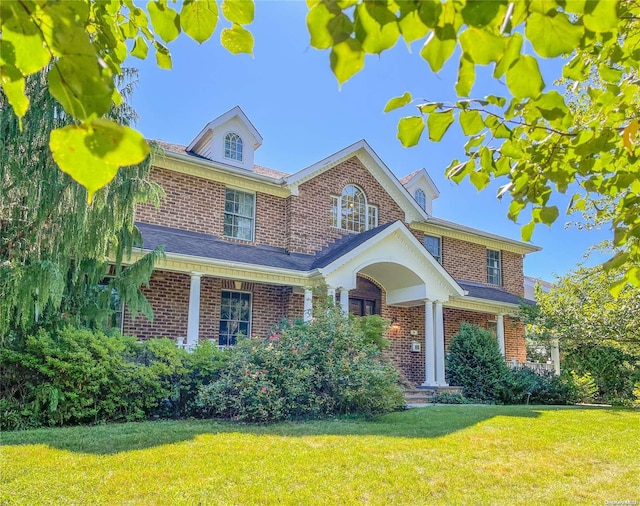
[
  {"xmin": 97, "ymin": 280, "xmax": 124, "ymax": 333},
  {"xmin": 224, "ymin": 188, "xmax": 255, "ymax": 241},
  {"xmin": 414, "ymin": 188, "xmax": 427, "ymax": 210},
  {"xmin": 487, "ymin": 249, "xmax": 502, "ymax": 286},
  {"xmin": 224, "ymin": 132, "xmax": 243, "ymax": 161},
  {"xmin": 330, "ymin": 185, "xmax": 377, "ymax": 233},
  {"xmin": 424, "ymin": 235, "xmax": 441, "ymax": 264},
  {"xmin": 219, "ymin": 290, "xmax": 251, "ymax": 346}
]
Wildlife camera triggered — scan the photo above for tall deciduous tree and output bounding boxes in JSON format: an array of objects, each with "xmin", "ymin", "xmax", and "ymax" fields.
[{"xmin": 0, "ymin": 68, "xmax": 163, "ymax": 339}]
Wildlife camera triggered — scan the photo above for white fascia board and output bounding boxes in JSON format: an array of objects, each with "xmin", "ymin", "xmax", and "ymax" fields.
[
  {"xmin": 318, "ymin": 221, "xmax": 466, "ymax": 297},
  {"xmin": 427, "ymin": 216, "xmax": 542, "ymax": 253},
  {"xmin": 286, "ymin": 139, "xmax": 431, "ymax": 222},
  {"xmin": 158, "ymin": 149, "xmax": 288, "ymax": 186},
  {"xmin": 187, "ymin": 106, "xmax": 263, "ymax": 151},
  {"xmin": 405, "ymin": 168, "xmax": 440, "ymax": 199}
]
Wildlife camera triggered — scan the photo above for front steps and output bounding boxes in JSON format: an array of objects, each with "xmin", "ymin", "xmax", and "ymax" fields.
[{"xmin": 404, "ymin": 386, "xmax": 464, "ymax": 407}]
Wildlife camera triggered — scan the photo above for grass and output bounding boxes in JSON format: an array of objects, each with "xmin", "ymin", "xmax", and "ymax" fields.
[{"xmin": 1, "ymin": 405, "xmax": 639, "ymax": 505}]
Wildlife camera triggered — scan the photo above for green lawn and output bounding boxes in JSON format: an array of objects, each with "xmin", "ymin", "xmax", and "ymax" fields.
[{"xmin": 1, "ymin": 406, "xmax": 638, "ymax": 505}]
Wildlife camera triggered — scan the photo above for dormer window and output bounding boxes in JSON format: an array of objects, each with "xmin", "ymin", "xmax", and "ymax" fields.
[
  {"xmin": 414, "ymin": 188, "xmax": 426, "ymax": 211},
  {"xmin": 224, "ymin": 132, "xmax": 243, "ymax": 161},
  {"xmin": 331, "ymin": 185, "xmax": 378, "ymax": 233}
]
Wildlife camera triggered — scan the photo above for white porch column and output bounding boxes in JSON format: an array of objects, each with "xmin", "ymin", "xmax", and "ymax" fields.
[
  {"xmin": 327, "ymin": 287, "xmax": 336, "ymax": 305},
  {"xmin": 551, "ymin": 338, "xmax": 561, "ymax": 375},
  {"xmin": 497, "ymin": 314, "xmax": 506, "ymax": 357},
  {"xmin": 186, "ymin": 272, "xmax": 202, "ymax": 347},
  {"xmin": 339, "ymin": 289, "xmax": 349, "ymax": 316},
  {"xmin": 422, "ymin": 300, "xmax": 437, "ymax": 387},
  {"xmin": 303, "ymin": 288, "xmax": 313, "ymax": 322},
  {"xmin": 435, "ymin": 301, "xmax": 448, "ymax": 386}
]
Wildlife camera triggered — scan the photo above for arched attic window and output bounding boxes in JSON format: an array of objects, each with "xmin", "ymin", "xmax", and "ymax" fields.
[
  {"xmin": 330, "ymin": 184, "xmax": 378, "ymax": 233},
  {"xmin": 414, "ymin": 188, "xmax": 426, "ymax": 211},
  {"xmin": 224, "ymin": 132, "xmax": 243, "ymax": 161}
]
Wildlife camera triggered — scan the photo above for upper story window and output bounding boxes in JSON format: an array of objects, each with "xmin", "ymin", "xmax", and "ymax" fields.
[
  {"xmin": 224, "ymin": 188, "xmax": 255, "ymax": 241},
  {"xmin": 330, "ymin": 185, "xmax": 378, "ymax": 233},
  {"xmin": 487, "ymin": 249, "xmax": 502, "ymax": 286},
  {"xmin": 424, "ymin": 235, "xmax": 442, "ymax": 264},
  {"xmin": 414, "ymin": 188, "xmax": 427, "ymax": 211},
  {"xmin": 224, "ymin": 132, "xmax": 243, "ymax": 161}
]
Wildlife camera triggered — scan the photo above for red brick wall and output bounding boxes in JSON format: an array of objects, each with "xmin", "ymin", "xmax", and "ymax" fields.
[
  {"xmin": 136, "ymin": 167, "xmax": 287, "ymax": 248},
  {"xmin": 442, "ymin": 237, "xmax": 486, "ymax": 284},
  {"xmin": 502, "ymin": 251, "xmax": 525, "ymax": 297},
  {"xmin": 123, "ymin": 270, "xmax": 190, "ymax": 339},
  {"xmin": 287, "ymin": 157, "xmax": 406, "ymax": 254},
  {"xmin": 505, "ymin": 316, "xmax": 527, "ymax": 361}
]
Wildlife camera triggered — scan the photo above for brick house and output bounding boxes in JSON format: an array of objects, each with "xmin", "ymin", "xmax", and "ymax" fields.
[{"xmin": 124, "ymin": 107, "xmax": 539, "ymax": 387}]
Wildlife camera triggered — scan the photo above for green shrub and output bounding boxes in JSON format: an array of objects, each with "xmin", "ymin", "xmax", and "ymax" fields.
[
  {"xmin": 498, "ymin": 368, "xmax": 576, "ymax": 405},
  {"xmin": 197, "ymin": 309, "xmax": 405, "ymax": 422},
  {"xmin": 430, "ymin": 392, "xmax": 471, "ymax": 404},
  {"xmin": 0, "ymin": 327, "xmax": 227, "ymax": 430},
  {"xmin": 446, "ymin": 323, "xmax": 510, "ymax": 402},
  {"xmin": 563, "ymin": 344, "xmax": 640, "ymax": 405},
  {"xmin": 568, "ymin": 371, "xmax": 598, "ymax": 404}
]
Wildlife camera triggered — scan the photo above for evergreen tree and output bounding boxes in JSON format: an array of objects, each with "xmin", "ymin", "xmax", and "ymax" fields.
[{"xmin": 0, "ymin": 68, "xmax": 163, "ymax": 340}]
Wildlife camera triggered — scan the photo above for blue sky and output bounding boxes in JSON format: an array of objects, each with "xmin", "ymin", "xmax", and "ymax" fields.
[{"xmin": 129, "ymin": 1, "xmax": 610, "ymax": 282}]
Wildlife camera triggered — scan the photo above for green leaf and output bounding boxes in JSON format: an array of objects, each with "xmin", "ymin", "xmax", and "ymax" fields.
[
  {"xmin": 384, "ymin": 92, "xmax": 412, "ymax": 113},
  {"xmin": 398, "ymin": 4, "xmax": 429, "ymax": 43},
  {"xmin": 532, "ymin": 91, "xmax": 572, "ymax": 128},
  {"xmin": 469, "ymin": 168, "xmax": 490, "ymax": 190},
  {"xmin": 49, "ymin": 120, "xmax": 150, "ymax": 202},
  {"xmin": 506, "ymin": 55, "xmax": 544, "ymax": 99},
  {"xmin": 459, "ymin": 110, "xmax": 484, "ymax": 136},
  {"xmin": 354, "ymin": 2, "xmax": 399, "ymax": 54},
  {"xmin": 0, "ymin": 65, "xmax": 29, "ymax": 118},
  {"xmin": 526, "ymin": 11, "xmax": 584, "ymax": 58},
  {"xmin": 307, "ymin": 2, "xmax": 337, "ymax": 49},
  {"xmin": 455, "ymin": 54, "xmax": 475, "ymax": 97},
  {"xmin": 420, "ymin": 25, "xmax": 456, "ymax": 73},
  {"xmin": 417, "ymin": 0, "xmax": 442, "ymax": 28},
  {"xmin": 460, "ymin": 0, "xmax": 501, "ymax": 27},
  {"xmin": 154, "ymin": 41, "xmax": 172, "ymax": 69},
  {"xmin": 221, "ymin": 23, "xmax": 254, "ymax": 54},
  {"xmin": 330, "ymin": 38, "xmax": 364, "ymax": 85},
  {"xmin": 148, "ymin": 1, "xmax": 181, "ymax": 43},
  {"xmin": 583, "ymin": 0, "xmax": 618, "ymax": 32},
  {"xmin": 427, "ymin": 110, "xmax": 454, "ymax": 141},
  {"xmin": 494, "ymin": 32, "xmax": 523, "ymax": 78},
  {"xmin": 532, "ymin": 205, "xmax": 559, "ymax": 224},
  {"xmin": 563, "ymin": 53, "xmax": 588, "ymax": 80},
  {"xmin": 131, "ymin": 36, "xmax": 149, "ymax": 59},
  {"xmin": 181, "ymin": 0, "xmax": 218, "ymax": 44},
  {"xmin": 459, "ymin": 27, "xmax": 505, "ymax": 65},
  {"xmin": 397, "ymin": 116, "xmax": 425, "ymax": 147},
  {"xmin": 221, "ymin": 0, "xmax": 254, "ymax": 25},
  {"xmin": 1, "ymin": 2, "xmax": 51, "ymax": 74},
  {"xmin": 521, "ymin": 221, "xmax": 535, "ymax": 242},
  {"xmin": 48, "ymin": 58, "xmax": 112, "ymax": 121}
]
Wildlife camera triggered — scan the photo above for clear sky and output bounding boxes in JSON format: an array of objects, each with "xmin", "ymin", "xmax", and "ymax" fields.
[{"xmin": 128, "ymin": 1, "xmax": 610, "ymax": 282}]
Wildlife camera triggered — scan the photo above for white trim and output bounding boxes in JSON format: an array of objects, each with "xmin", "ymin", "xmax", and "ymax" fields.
[
  {"xmin": 187, "ymin": 106, "xmax": 263, "ymax": 151},
  {"xmin": 303, "ymin": 288, "xmax": 313, "ymax": 322},
  {"xmin": 223, "ymin": 187, "xmax": 256, "ymax": 242},
  {"xmin": 497, "ymin": 314, "xmax": 506, "ymax": 357},
  {"xmin": 218, "ymin": 288, "xmax": 252, "ymax": 346},
  {"xmin": 401, "ymin": 168, "xmax": 440, "ymax": 199},
  {"xmin": 422, "ymin": 300, "xmax": 437, "ymax": 387},
  {"xmin": 285, "ymin": 140, "xmax": 430, "ymax": 223},
  {"xmin": 223, "ymin": 131, "xmax": 244, "ymax": 162},
  {"xmin": 186, "ymin": 272, "xmax": 202, "ymax": 347},
  {"xmin": 435, "ymin": 301, "xmax": 447, "ymax": 386}
]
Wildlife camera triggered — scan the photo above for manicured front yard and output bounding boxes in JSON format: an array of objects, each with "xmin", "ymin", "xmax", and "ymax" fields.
[{"xmin": 1, "ymin": 405, "xmax": 638, "ymax": 505}]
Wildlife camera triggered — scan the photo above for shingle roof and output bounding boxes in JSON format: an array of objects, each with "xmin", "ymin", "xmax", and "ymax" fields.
[
  {"xmin": 457, "ymin": 280, "xmax": 534, "ymax": 306},
  {"xmin": 399, "ymin": 169, "xmax": 421, "ymax": 185},
  {"xmin": 149, "ymin": 140, "xmax": 289, "ymax": 179},
  {"xmin": 137, "ymin": 223, "xmax": 532, "ymax": 307},
  {"xmin": 137, "ymin": 222, "xmax": 315, "ymax": 271}
]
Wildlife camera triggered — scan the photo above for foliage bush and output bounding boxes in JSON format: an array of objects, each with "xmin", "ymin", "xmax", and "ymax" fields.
[
  {"xmin": 446, "ymin": 323, "xmax": 510, "ymax": 402},
  {"xmin": 447, "ymin": 324, "xmax": 577, "ymax": 405},
  {"xmin": 0, "ymin": 327, "xmax": 226, "ymax": 430},
  {"xmin": 197, "ymin": 310, "xmax": 405, "ymax": 422}
]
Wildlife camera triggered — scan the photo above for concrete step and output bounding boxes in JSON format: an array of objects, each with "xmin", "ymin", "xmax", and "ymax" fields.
[{"xmin": 403, "ymin": 386, "xmax": 464, "ymax": 405}]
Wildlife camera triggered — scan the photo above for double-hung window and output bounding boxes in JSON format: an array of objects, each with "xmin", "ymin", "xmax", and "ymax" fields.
[
  {"xmin": 424, "ymin": 235, "xmax": 442, "ymax": 264},
  {"xmin": 487, "ymin": 249, "xmax": 502, "ymax": 286},
  {"xmin": 224, "ymin": 188, "xmax": 255, "ymax": 241},
  {"xmin": 219, "ymin": 290, "xmax": 251, "ymax": 346}
]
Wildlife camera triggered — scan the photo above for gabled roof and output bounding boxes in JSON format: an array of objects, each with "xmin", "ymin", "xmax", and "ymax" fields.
[
  {"xmin": 187, "ymin": 106, "xmax": 263, "ymax": 152},
  {"xmin": 399, "ymin": 167, "xmax": 440, "ymax": 199},
  {"xmin": 285, "ymin": 140, "xmax": 430, "ymax": 224}
]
